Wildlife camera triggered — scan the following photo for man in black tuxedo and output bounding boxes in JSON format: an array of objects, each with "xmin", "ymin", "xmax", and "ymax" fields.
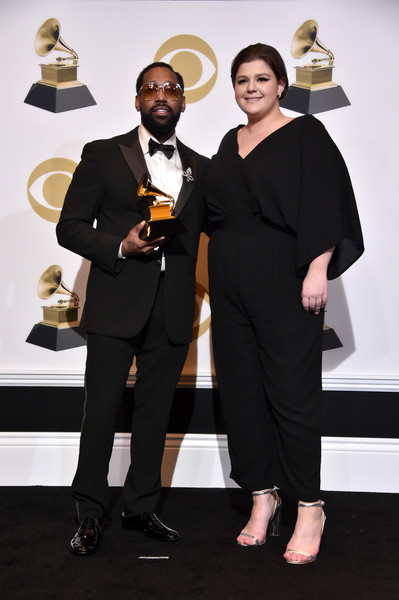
[{"xmin": 57, "ymin": 62, "xmax": 209, "ymax": 555}]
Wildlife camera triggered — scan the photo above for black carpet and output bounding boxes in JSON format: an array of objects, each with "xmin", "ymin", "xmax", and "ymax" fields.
[{"xmin": 1, "ymin": 487, "xmax": 398, "ymax": 599}]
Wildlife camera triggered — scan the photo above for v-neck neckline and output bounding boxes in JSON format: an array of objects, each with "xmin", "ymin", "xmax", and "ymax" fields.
[{"xmin": 236, "ymin": 116, "xmax": 300, "ymax": 160}]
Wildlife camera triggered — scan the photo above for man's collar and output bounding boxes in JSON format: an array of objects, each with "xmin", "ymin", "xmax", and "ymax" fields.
[{"xmin": 138, "ymin": 124, "xmax": 177, "ymax": 154}]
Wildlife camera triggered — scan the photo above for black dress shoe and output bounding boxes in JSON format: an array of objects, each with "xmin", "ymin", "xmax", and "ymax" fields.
[
  {"xmin": 121, "ymin": 511, "xmax": 180, "ymax": 542},
  {"xmin": 70, "ymin": 517, "xmax": 102, "ymax": 555}
]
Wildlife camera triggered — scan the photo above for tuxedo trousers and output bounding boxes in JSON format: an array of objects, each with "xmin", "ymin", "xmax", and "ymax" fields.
[
  {"xmin": 209, "ymin": 217, "xmax": 323, "ymax": 501},
  {"xmin": 72, "ymin": 274, "xmax": 189, "ymax": 519}
]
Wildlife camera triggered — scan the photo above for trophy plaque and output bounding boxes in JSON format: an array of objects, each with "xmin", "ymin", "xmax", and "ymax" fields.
[
  {"xmin": 280, "ymin": 19, "xmax": 350, "ymax": 115},
  {"xmin": 26, "ymin": 265, "xmax": 86, "ymax": 351},
  {"xmin": 24, "ymin": 18, "xmax": 96, "ymax": 113},
  {"xmin": 137, "ymin": 173, "xmax": 186, "ymax": 240}
]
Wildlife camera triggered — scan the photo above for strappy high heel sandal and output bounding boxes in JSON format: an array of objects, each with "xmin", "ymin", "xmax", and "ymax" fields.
[
  {"xmin": 237, "ymin": 486, "xmax": 282, "ymax": 547},
  {"xmin": 284, "ymin": 500, "xmax": 326, "ymax": 564}
]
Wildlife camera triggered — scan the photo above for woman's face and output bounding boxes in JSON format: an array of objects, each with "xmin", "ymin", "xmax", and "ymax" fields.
[{"xmin": 233, "ymin": 59, "xmax": 285, "ymax": 119}]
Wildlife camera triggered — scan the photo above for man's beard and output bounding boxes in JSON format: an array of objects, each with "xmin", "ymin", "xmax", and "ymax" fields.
[{"xmin": 141, "ymin": 107, "xmax": 181, "ymax": 140}]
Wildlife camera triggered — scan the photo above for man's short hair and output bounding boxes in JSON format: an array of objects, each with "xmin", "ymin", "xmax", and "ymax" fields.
[{"xmin": 136, "ymin": 62, "xmax": 185, "ymax": 95}]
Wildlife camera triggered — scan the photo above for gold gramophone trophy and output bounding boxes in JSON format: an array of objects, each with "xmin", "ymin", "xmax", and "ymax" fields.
[
  {"xmin": 280, "ymin": 19, "xmax": 350, "ymax": 114},
  {"xmin": 24, "ymin": 18, "xmax": 96, "ymax": 113},
  {"xmin": 26, "ymin": 265, "xmax": 86, "ymax": 351},
  {"xmin": 137, "ymin": 174, "xmax": 186, "ymax": 240}
]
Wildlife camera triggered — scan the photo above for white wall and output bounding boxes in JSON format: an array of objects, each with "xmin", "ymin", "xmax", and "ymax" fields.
[{"xmin": 1, "ymin": 432, "xmax": 398, "ymax": 493}]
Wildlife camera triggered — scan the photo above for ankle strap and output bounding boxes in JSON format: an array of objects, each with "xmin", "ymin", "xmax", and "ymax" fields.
[
  {"xmin": 252, "ymin": 486, "xmax": 279, "ymax": 497},
  {"xmin": 298, "ymin": 500, "xmax": 325, "ymax": 507}
]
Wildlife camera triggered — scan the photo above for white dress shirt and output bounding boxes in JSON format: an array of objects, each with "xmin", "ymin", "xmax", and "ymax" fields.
[
  {"xmin": 139, "ymin": 124, "xmax": 183, "ymax": 202},
  {"xmin": 119, "ymin": 125, "xmax": 184, "ymax": 271}
]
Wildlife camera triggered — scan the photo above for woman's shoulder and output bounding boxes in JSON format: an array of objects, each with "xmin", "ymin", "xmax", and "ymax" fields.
[
  {"xmin": 221, "ymin": 125, "xmax": 244, "ymax": 142},
  {"xmin": 295, "ymin": 115, "xmax": 327, "ymax": 134},
  {"xmin": 288, "ymin": 114, "xmax": 334, "ymax": 147},
  {"xmin": 212, "ymin": 125, "xmax": 243, "ymax": 156},
  {"xmin": 291, "ymin": 114, "xmax": 326, "ymax": 132}
]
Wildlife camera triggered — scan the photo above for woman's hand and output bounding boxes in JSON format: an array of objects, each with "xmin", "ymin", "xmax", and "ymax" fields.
[
  {"xmin": 301, "ymin": 248, "xmax": 334, "ymax": 315},
  {"xmin": 301, "ymin": 270, "xmax": 328, "ymax": 314}
]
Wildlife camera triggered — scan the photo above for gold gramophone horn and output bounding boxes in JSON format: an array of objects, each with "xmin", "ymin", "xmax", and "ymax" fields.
[
  {"xmin": 291, "ymin": 19, "xmax": 334, "ymax": 64},
  {"xmin": 137, "ymin": 174, "xmax": 175, "ymax": 208},
  {"xmin": 34, "ymin": 18, "xmax": 78, "ymax": 61},
  {"xmin": 37, "ymin": 265, "xmax": 79, "ymax": 303}
]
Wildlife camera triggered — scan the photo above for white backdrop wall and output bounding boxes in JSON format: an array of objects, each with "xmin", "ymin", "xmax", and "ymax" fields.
[{"xmin": 0, "ymin": 0, "xmax": 398, "ymax": 392}]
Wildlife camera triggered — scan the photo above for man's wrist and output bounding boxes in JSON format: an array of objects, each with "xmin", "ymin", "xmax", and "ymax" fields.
[{"xmin": 118, "ymin": 241, "xmax": 126, "ymax": 259}]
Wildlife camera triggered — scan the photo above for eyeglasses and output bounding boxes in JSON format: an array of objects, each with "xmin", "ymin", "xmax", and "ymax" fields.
[{"xmin": 139, "ymin": 82, "xmax": 183, "ymax": 101}]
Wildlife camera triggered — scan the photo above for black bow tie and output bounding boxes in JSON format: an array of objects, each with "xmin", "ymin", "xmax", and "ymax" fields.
[{"xmin": 148, "ymin": 138, "xmax": 175, "ymax": 159}]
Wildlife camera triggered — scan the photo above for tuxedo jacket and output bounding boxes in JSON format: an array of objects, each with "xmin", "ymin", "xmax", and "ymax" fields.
[{"xmin": 57, "ymin": 127, "xmax": 210, "ymax": 345}]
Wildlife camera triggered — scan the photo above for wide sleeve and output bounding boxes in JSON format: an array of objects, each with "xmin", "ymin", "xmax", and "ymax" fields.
[
  {"xmin": 56, "ymin": 141, "xmax": 124, "ymax": 275},
  {"xmin": 296, "ymin": 116, "xmax": 364, "ymax": 280}
]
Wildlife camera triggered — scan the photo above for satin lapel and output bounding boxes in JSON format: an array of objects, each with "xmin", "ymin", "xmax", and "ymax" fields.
[
  {"xmin": 174, "ymin": 141, "xmax": 198, "ymax": 217},
  {"xmin": 119, "ymin": 133, "xmax": 147, "ymax": 184}
]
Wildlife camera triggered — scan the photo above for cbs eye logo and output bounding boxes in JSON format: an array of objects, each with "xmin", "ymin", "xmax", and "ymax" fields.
[
  {"xmin": 154, "ymin": 35, "xmax": 217, "ymax": 103},
  {"xmin": 27, "ymin": 158, "xmax": 77, "ymax": 222}
]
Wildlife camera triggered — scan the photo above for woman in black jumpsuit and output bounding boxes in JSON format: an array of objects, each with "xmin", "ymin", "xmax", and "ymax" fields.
[{"xmin": 206, "ymin": 44, "xmax": 364, "ymax": 564}]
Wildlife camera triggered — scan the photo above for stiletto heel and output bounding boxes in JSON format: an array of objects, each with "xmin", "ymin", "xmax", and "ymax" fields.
[
  {"xmin": 268, "ymin": 498, "xmax": 281, "ymax": 537},
  {"xmin": 285, "ymin": 500, "xmax": 326, "ymax": 565},
  {"xmin": 237, "ymin": 486, "xmax": 282, "ymax": 547}
]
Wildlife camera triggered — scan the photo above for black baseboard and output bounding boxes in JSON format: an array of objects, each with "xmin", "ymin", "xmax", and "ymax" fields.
[{"xmin": 0, "ymin": 387, "xmax": 398, "ymax": 438}]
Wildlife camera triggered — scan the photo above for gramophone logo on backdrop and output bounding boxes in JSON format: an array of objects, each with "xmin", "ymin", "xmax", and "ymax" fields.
[
  {"xmin": 280, "ymin": 19, "xmax": 350, "ymax": 114},
  {"xmin": 26, "ymin": 265, "xmax": 86, "ymax": 351},
  {"xmin": 154, "ymin": 35, "xmax": 217, "ymax": 103},
  {"xmin": 24, "ymin": 18, "xmax": 96, "ymax": 113}
]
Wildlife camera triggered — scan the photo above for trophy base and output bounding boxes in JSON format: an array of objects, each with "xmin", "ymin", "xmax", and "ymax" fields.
[
  {"xmin": 26, "ymin": 323, "xmax": 86, "ymax": 351},
  {"xmin": 140, "ymin": 217, "xmax": 186, "ymax": 240},
  {"xmin": 322, "ymin": 325, "xmax": 343, "ymax": 351},
  {"xmin": 24, "ymin": 82, "xmax": 96, "ymax": 113},
  {"xmin": 279, "ymin": 85, "xmax": 350, "ymax": 115}
]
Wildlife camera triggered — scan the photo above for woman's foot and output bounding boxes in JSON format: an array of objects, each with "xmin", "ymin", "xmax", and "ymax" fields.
[
  {"xmin": 283, "ymin": 500, "xmax": 326, "ymax": 564},
  {"xmin": 237, "ymin": 487, "xmax": 281, "ymax": 547}
]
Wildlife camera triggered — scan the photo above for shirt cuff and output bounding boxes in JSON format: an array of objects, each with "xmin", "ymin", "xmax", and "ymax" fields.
[{"xmin": 118, "ymin": 241, "xmax": 126, "ymax": 259}]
